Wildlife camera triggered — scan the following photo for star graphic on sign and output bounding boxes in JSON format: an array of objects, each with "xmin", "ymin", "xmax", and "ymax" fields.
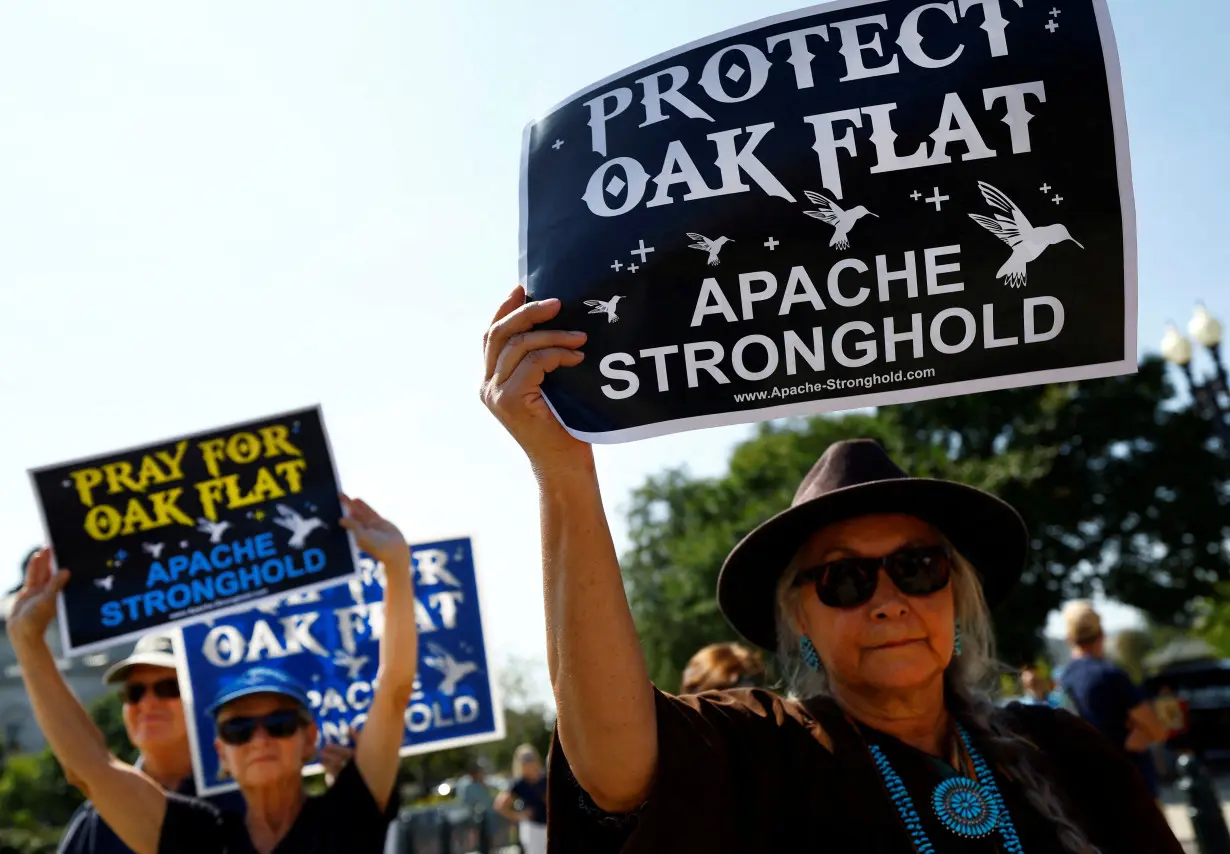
[
  {"xmin": 106, "ymin": 560, "xmax": 114, "ymax": 568},
  {"xmin": 1045, "ymin": 18, "xmax": 1058, "ymax": 33},
  {"xmin": 116, "ymin": 549, "xmax": 128, "ymax": 560},
  {"xmin": 62, "ymin": 479, "xmax": 72, "ymax": 488},
  {"xmin": 292, "ymin": 421, "xmax": 301, "ymax": 434},
  {"xmin": 253, "ymin": 510, "xmax": 266, "ymax": 521},
  {"xmin": 1040, "ymin": 183, "xmax": 1052, "ymax": 194},
  {"xmin": 629, "ymin": 263, "xmax": 639, "ymax": 273},
  {"xmin": 453, "ymin": 549, "xmax": 464, "ymax": 562},
  {"xmin": 924, "ymin": 187, "xmax": 949, "ymax": 211},
  {"xmin": 551, "ymin": 139, "xmax": 564, "ymax": 150},
  {"xmin": 180, "ymin": 541, "xmax": 190, "ymax": 549}
]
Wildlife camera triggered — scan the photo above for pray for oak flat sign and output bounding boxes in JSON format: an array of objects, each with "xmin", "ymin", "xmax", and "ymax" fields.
[
  {"xmin": 30, "ymin": 407, "xmax": 360, "ymax": 655},
  {"xmin": 520, "ymin": 0, "xmax": 1136, "ymax": 443}
]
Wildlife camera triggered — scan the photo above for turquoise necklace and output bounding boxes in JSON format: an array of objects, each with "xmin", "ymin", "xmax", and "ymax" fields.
[{"xmin": 865, "ymin": 723, "xmax": 1025, "ymax": 853}]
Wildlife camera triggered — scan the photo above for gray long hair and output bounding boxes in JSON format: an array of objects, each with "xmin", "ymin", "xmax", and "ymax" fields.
[{"xmin": 775, "ymin": 548, "xmax": 1101, "ymax": 854}]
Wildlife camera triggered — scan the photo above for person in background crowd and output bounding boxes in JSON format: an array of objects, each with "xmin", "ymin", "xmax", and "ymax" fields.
[
  {"xmin": 58, "ymin": 633, "xmax": 248, "ymax": 854},
  {"xmin": 1058, "ymin": 600, "xmax": 1169, "ymax": 799},
  {"xmin": 480, "ymin": 285, "xmax": 1183, "ymax": 853},
  {"xmin": 9, "ymin": 495, "xmax": 412, "ymax": 854},
  {"xmin": 494, "ymin": 744, "xmax": 546, "ymax": 854},
  {"xmin": 680, "ymin": 642, "xmax": 766, "ymax": 694},
  {"xmin": 1018, "ymin": 663, "xmax": 1057, "ymax": 708},
  {"xmin": 454, "ymin": 759, "xmax": 498, "ymax": 841},
  {"xmin": 454, "ymin": 760, "xmax": 495, "ymax": 815}
]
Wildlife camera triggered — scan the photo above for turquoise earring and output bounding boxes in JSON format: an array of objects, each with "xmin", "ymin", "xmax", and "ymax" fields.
[
  {"xmin": 954, "ymin": 619, "xmax": 963, "ymax": 656},
  {"xmin": 799, "ymin": 635, "xmax": 821, "ymax": 671}
]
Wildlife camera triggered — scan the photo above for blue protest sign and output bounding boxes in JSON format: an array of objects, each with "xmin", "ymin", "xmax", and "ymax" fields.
[{"xmin": 176, "ymin": 536, "xmax": 503, "ymax": 796}]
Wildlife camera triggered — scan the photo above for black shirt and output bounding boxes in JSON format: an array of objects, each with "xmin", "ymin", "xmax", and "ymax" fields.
[
  {"xmin": 546, "ymin": 687, "xmax": 1184, "ymax": 853},
  {"xmin": 59, "ymin": 771, "xmax": 246, "ymax": 854},
  {"xmin": 157, "ymin": 762, "xmax": 395, "ymax": 854},
  {"xmin": 509, "ymin": 776, "xmax": 548, "ymax": 825}
]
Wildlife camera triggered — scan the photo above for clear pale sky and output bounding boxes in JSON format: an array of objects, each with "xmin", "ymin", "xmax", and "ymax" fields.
[{"xmin": 1, "ymin": 1, "xmax": 1226, "ymax": 704}]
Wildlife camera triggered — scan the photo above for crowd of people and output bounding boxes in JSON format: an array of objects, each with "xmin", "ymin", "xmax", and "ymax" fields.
[{"xmin": 0, "ymin": 286, "xmax": 1188, "ymax": 853}]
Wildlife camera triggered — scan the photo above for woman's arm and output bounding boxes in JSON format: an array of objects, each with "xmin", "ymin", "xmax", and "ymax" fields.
[
  {"xmin": 8, "ymin": 549, "xmax": 168, "ymax": 854},
  {"xmin": 340, "ymin": 497, "xmax": 416, "ymax": 811},
  {"xmin": 538, "ymin": 464, "xmax": 657, "ymax": 810},
  {"xmin": 1125, "ymin": 700, "xmax": 1169, "ymax": 750},
  {"xmin": 481, "ymin": 287, "xmax": 657, "ymax": 812},
  {"xmin": 493, "ymin": 790, "xmax": 528, "ymax": 823}
]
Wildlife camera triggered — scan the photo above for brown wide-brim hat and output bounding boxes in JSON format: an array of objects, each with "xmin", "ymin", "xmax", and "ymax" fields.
[{"xmin": 717, "ymin": 438, "xmax": 1029, "ymax": 651}]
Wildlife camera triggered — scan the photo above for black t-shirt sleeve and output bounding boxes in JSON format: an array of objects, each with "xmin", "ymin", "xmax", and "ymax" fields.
[
  {"xmin": 56, "ymin": 803, "xmax": 94, "ymax": 854},
  {"xmin": 158, "ymin": 793, "xmax": 229, "ymax": 854},
  {"xmin": 1008, "ymin": 703, "xmax": 1184, "ymax": 854},
  {"xmin": 545, "ymin": 687, "xmax": 823, "ymax": 853},
  {"xmin": 320, "ymin": 761, "xmax": 398, "ymax": 844}
]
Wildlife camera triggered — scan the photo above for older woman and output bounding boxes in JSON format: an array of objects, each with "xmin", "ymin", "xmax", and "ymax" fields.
[
  {"xmin": 480, "ymin": 287, "xmax": 1184, "ymax": 854},
  {"xmin": 7, "ymin": 496, "xmax": 414, "ymax": 854}
]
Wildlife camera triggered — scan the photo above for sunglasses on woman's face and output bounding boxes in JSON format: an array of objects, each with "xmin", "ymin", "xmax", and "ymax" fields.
[
  {"xmin": 121, "ymin": 678, "xmax": 181, "ymax": 705},
  {"xmin": 217, "ymin": 709, "xmax": 308, "ymax": 746},
  {"xmin": 794, "ymin": 545, "xmax": 953, "ymax": 609}
]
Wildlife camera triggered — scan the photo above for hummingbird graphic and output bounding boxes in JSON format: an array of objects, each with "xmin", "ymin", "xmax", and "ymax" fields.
[
  {"xmin": 968, "ymin": 181, "xmax": 1083, "ymax": 288},
  {"xmin": 423, "ymin": 642, "xmax": 479, "ymax": 696},
  {"xmin": 272, "ymin": 504, "xmax": 326, "ymax": 549},
  {"xmin": 686, "ymin": 233, "xmax": 733, "ymax": 266},
  {"xmin": 196, "ymin": 518, "xmax": 231, "ymax": 544},
  {"xmin": 802, "ymin": 190, "xmax": 878, "ymax": 250},
  {"xmin": 584, "ymin": 295, "xmax": 624, "ymax": 323},
  {"xmin": 332, "ymin": 650, "xmax": 370, "ymax": 681}
]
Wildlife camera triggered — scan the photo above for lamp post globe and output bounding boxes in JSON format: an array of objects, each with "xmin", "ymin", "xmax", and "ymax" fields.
[
  {"xmin": 1189, "ymin": 305, "xmax": 1223, "ymax": 350},
  {"xmin": 1161, "ymin": 324, "xmax": 1193, "ymax": 366}
]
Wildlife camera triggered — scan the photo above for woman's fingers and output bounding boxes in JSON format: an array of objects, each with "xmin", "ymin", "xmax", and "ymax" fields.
[
  {"xmin": 497, "ymin": 347, "xmax": 585, "ymax": 404},
  {"xmin": 485, "ymin": 286, "xmax": 525, "ymax": 345},
  {"xmin": 483, "ymin": 298, "xmax": 562, "ymax": 382},
  {"xmin": 25, "ymin": 548, "xmax": 51, "ymax": 591},
  {"xmin": 340, "ymin": 494, "xmax": 377, "ymax": 525},
  {"xmin": 493, "ymin": 329, "xmax": 586, "ymax": 386}
]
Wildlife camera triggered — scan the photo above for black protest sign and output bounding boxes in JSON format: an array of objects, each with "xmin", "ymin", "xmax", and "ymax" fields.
[
  {"xmin": 30, "ymin": 407, "xmax": 359, "ymax": 654},
  {"xmin": 520, "ymin": 0, "xmax": 1136, "ymax": 443}
]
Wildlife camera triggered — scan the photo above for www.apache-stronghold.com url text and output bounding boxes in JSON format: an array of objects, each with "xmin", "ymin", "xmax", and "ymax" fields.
[{"xmin": 733, "ymin": 368, "xmax": 937, "ymax": 403}]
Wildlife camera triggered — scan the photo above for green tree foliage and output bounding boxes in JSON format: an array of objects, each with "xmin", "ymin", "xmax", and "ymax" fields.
[
  {"xmin": 1193, "ymin": 583, "xmax": 1230, "ymax": 658},
  {"xmin": 622, "ymin": 357, "xmax": 1229, "ymax": 692},
  {"xmin": 0, "ymin": 691, "xmax": 133, "ymax": 835}
]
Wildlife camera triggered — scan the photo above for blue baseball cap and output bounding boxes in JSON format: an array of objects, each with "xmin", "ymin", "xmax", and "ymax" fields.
[{"xmin": 205, "ymin": 666, "xmax": 312, "ymax": 718}]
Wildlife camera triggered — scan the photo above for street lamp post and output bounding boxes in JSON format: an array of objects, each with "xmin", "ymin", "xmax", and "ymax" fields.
[{"xmin": 1162, "ymin": 305, "xmax": 1230, "ymax": 444}]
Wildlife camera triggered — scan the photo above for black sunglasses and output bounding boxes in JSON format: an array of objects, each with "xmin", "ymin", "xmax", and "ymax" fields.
[
  {"xmin": 217, "ymin": 709, "xmax": 309, "ymax": 746},
  {"xmin": 121, "ymin": 678, "xmax": 181, "ymax": 705},
  {"xmin": 794, "ymin": 545, "xmax": 953, "ymax": 609}
]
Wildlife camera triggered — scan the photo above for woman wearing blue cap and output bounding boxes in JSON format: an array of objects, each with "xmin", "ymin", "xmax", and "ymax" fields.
[{"xmin": 8, "ymin": 496, "xmax": 415, "ymax": 854}]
